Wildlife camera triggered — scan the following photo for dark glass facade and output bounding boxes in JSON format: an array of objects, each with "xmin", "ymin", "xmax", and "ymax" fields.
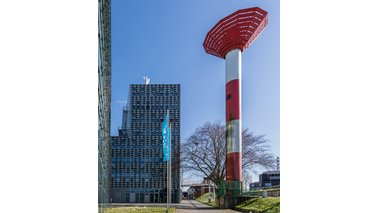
[
  {"xmin": 111, "ymin": 84, "xmax": 181, "ymax": 203},
  {"xmin": 259, "ymin": 170, "xmax": 280, "ymax": 187}
]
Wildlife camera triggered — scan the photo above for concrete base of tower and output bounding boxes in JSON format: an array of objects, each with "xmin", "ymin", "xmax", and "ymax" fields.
[{"xmin": 224, "ymin": 195, "xmax": 238, "ymax": 209}]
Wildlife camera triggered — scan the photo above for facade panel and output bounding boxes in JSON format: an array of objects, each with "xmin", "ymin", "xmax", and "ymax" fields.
[{"xmin": 98, "ymin": 0, "xmax": 111, "ymax": 210}]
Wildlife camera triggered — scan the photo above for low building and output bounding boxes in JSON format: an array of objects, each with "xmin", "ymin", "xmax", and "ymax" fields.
[
  {"xmin": 249, "ymin": 182, "xmax": 261, "ymax": 190},
  {"xmin": 259, "ymin": 170, "xmax": 280, "ymax": 187},
  {"xmin": 187, "ymin": 178, "xmax": 212, "ymax": 199}
]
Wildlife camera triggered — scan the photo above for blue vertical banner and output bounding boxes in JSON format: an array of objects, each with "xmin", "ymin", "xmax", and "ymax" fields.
[{"xmin": 162, "ymin": 113, "xmax": 170, "ymax": 161}]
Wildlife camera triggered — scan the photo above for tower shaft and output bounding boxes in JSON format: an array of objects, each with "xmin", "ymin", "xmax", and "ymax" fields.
[{"xmin": 225, "ymin": 49, "xmax": 242, "ymax": 182}]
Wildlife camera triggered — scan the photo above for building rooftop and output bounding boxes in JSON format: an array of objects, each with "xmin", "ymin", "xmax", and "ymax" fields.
[{"xmin": 262, "ymin": 170, "xmax": 280, "ymax": 175}]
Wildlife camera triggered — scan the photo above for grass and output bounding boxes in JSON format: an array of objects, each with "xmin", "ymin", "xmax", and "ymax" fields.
[
  {"xmin": 195, "ymin": 193, "xmax": 217, "ymax": 207},
  {"xmin": 236, "ymin": 197, "xmax": 280, "ymax": 213},
  {"xmin": 104, "ymin": 207, "xmax": 175, "ymax": 213}
]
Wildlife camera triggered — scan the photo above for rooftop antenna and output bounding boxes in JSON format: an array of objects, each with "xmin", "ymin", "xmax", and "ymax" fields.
[{"xmin": 143, "ymin": 76, "xmax": 150, "ymax": 85}]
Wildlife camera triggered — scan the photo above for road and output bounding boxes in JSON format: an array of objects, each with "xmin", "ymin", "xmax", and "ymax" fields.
[{"xmin": 176, "ymin": 200, "xmax": 241, "ymax": 213}]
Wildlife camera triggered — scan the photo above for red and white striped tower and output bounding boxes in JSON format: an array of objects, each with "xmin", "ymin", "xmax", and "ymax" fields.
[{"xmin": 203, "ymin": 7, "xmax": 268, "ymax": 194}]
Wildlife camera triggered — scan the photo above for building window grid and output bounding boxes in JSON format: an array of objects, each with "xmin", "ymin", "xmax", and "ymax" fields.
[{"xmin": 111, "ymin": 85, "xmax": 180, "ymax": 202}]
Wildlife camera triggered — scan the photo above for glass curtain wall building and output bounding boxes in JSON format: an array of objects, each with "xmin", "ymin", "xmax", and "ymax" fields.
[
  {"xmin": 111, "ymin": 84, "xmax": 181, "ymax": 203},
  {"xmin": 98, "ymin": 0, "xmax": 111, "ymax": 210}
]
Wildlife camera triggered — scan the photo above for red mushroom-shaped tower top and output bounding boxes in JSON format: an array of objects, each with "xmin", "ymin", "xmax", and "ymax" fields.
[{"xmin": 203, "ymin": 7, "xmax": 268, "ymax": 59}]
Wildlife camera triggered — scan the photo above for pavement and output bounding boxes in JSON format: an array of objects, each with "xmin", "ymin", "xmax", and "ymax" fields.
[
  {"xmin": 109, "ymin": 199, "xmax": 241, "ymax": 212},
  {"xmin": 176, "ymin": 200, "xmax": 241, "ymax": 213}
]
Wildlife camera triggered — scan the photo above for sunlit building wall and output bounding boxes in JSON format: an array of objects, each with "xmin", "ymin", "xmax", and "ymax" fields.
[{"xmin": 98, "ymin": 0, "xmax": 111, "ymax": 209}]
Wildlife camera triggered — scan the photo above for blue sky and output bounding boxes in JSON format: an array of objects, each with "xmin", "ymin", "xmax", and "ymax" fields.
[{"xmin": 111, "ymin": 0, "xmax": 280, "ymax": 179}]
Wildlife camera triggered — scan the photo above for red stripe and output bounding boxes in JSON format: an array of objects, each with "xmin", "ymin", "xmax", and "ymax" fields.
[
  {"xmin": 226, "ymin": 152, "xmax": 242, "ymax": 181},
  {"xmin": 226, "ymin": 79, "xmax": 240, "ymax": 122}
]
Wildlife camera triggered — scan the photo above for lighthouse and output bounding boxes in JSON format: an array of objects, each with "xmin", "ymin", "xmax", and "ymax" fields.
[{"xmin": 203, "ymin": 7, "xmax": 268, "ymax": 195}]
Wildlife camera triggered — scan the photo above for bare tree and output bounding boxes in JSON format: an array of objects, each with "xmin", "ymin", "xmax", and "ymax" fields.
[
  {"xmin": 242, "ymin": 172, "xmax": 253, "ymax": 191},
  {"xmin": 182, "ymin": 121, "xmax": 275, "ymax": 188},
  {"xmin": 182, "ymin": 121, "xmax": 226, "ymax": 187},
  {"xmin": 242, "ymin": 129, "xmax": 276, "ymax": 175}
]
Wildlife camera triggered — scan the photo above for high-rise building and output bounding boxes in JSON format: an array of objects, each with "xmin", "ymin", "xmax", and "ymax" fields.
[
  {"xmin": 98, "ymin": 0, "xmax": 111, "ymax": 210},
  {"xmin": 111, "ymin": 84, "xmax": 181, "ymax": 203}
]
